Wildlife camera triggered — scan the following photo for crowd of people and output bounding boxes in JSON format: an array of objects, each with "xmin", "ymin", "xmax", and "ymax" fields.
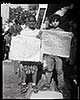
[{"xmin": 2, "ymin": 4, "xmax": 77, "ymax": 99}]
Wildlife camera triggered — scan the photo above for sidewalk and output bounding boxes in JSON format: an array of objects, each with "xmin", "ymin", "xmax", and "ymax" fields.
[
  {"xmin": 3, "ymin": 60, "xmax": 63, "ymax": 99},
  {"xmin": 30, "ymin": 90, "xmax": 63, "ymax": 99}
]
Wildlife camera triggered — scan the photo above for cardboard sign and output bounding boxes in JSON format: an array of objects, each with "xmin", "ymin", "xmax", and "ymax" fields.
[
  {"xmin": 41, "ymin": 29, "xmax": 73, "ymax": 58},
  {"xmin": 9, "ymin": 29, "xmax": 41, "ymax": 61}
]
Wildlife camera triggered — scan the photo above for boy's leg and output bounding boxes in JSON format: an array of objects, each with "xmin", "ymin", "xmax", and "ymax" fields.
[
  {"xmin": 33, "ymin": 74, "xmax": 46, "ymax": 92},
  {"xmin": 54, "ymin": 56, "xmax": 64, "ymax": 90},
  {"xmin": 17, "ymin": 64, "xmax": 26, "ymax": 85},
  {"xmin": 32, "ymin": 66, "xmax": 38, "ymax": 86},
  {"xmin": 32, "ymin": 72, "xmax": 37, "ymax": 86},
  {"xmin": 45, "ymin": 55, "xmax": 55, "ymax": 84},
  {"xmin": 45, "ymin": 72, "xmax": 53, "ymax": 84},
  {"xmin": 21, "ymin": 70, "xmax": 26, "ymax": 85}
]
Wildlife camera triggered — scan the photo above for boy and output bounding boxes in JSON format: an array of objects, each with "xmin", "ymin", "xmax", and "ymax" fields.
[{"xmin": 35, "ymin": 14, "xmax": 65, "ymax": 93}]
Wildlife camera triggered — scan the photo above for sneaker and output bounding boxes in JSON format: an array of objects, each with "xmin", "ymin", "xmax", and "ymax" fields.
[
  {"xmin": 22, "ymin": 82, "xmax": 26, "ymax": 86},
  {"xmin": 58, "ymin": 89, "xmax": 63, "ymax": 94},
  {"xmin": 32, "ymin": 83, "xmax": 36, "ymax": 88},
  {"xmin": 21, "ymin": 87, "xmax": 28, "ymax": 94},
  {"xmin": 40, "ymin": 85, "xmax": 49, "ymax": 91},
  {"xmin": 21, "ymin": 83, "xmax": 26, "ymax": 89},
  {"xmin": 33, "ymin": 87, "xmax": 39, "ymax": 93},
  {"xmin": 32, "ymin": 83, "xmax": 36, "ymax": 86},
  {"xmin": 57, "ymin": 87, "xmax": 64, "ymax": 93}
]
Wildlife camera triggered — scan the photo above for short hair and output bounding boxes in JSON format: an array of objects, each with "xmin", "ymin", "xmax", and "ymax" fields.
[{"xmin": 49, "ymin": 14, "xmax": 61, "ymax": 25}]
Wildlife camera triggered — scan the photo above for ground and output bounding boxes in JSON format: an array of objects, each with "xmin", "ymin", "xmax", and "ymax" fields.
[
  {"xmin": 3, "ymin": 61, "xmax": 27, "ymax": 99},
  {"xmin": 2, "ymin": 60, "xmax": 63, "ymax": 99}
]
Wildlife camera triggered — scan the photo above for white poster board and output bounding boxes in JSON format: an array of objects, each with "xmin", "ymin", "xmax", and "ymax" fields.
[
  {"xmin": 41, "ymin": 29, "xmax": 73, "ymax": 58},
  {"xmin": 9, "ymin": 29, "xmax": 41, "ymax": 61}
]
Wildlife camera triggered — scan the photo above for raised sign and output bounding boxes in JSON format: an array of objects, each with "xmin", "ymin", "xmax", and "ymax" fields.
[{"xmin": 41, "ymin": 29, "xmax": 73, "ymax": 58}]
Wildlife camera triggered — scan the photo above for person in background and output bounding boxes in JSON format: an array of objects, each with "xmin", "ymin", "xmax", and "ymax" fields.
[
  {"xmin": 4, "ymin": 34, "xmax": 11, "ymax": 60},
  {"xmin": 2, "ymin": 20, "xmax": 12, "ymax": 60}
]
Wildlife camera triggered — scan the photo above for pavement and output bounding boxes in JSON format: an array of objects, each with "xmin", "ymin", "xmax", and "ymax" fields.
[
  {"xmin": 30, "ymin": 90, "xmax": 63, "ymax": 99},
  {"xmin": 2, "ymin": 60, "xmax": 63, "ymax": 99},
  {"xmin": 3, "ymin": 61, "xmax": 27, "ymax": 99}
]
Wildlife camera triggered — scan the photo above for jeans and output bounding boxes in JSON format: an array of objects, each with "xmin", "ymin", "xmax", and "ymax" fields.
[{"xmin": 43, "ymin": 55, "xmax": 64, "ymax": 90}]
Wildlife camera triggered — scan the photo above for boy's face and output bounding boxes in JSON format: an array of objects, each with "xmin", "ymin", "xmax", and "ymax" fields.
[
  {"xmin": 28, "ymin": 17, "xmax": 36, "ymax": 29},
  {"xmin": 52, "ymin": 19, "xmax": 59, "ymax": 28},
  {"xmin": 28, "ymin": 21, "xmax": 36, "ymax": 28}
]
